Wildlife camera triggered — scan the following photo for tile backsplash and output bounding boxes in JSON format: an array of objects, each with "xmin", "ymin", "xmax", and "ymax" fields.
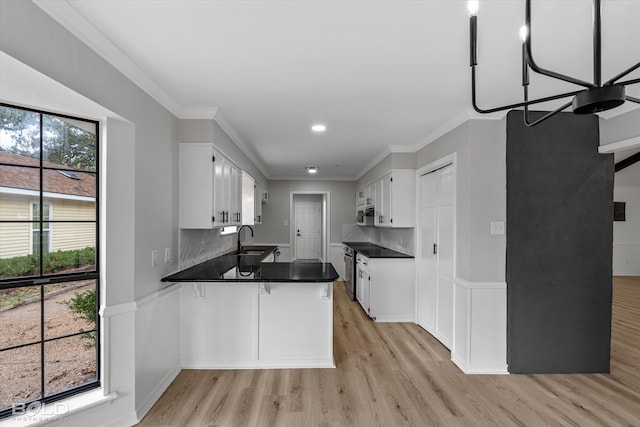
[
  {"xmin": 180, "ymin": 228, "xmax": 236, "ymax": 269},
  {"xmin": 342, "ymin": 223, "xmax": 414, "ymax": 255}
]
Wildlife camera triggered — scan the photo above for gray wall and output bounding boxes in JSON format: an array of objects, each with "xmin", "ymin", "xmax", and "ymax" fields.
[
  {"xmin": 254, "ymin": 180, "xmax": 356, "ymax": 244},
  {"xmin": 1, "ymin": 0, "xmax": 181, "ymax": 418},
  {"xmin": 357, "ymin": 152, "xmax": 416, "ymax": 187},
  {"xmin": 415, "ymin": 119, "xmax": 507, "ymax": 283},
  {"xmin": 0, "ymin": 0, "xmax": 179, "ymax": 302}
]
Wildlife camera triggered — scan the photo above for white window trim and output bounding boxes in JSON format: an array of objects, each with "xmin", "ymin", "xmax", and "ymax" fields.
[{"xmin": 29, "ymin": 200, "xmax": 52, "ymax": 255}]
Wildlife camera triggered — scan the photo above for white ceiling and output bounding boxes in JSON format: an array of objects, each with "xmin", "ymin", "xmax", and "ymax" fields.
[{"xmin": 32, "ymin": 0, "xmax": 640, "ymax": 180}]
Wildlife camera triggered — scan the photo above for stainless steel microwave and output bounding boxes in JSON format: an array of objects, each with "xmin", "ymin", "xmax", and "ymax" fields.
[{"xmin": 357, "ymin": 207, "xmax": 374, "ymax": 226}]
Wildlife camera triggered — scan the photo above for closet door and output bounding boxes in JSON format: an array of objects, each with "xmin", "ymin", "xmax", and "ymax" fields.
[
  {"xmin": 418, "ymin": 164, "xmax": 454, "ymax": 349},
  {"xmin": 418, "ymin": 171, "xmax": 437, "ymax": 333}
]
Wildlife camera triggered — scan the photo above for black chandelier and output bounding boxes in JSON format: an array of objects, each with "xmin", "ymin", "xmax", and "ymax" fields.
[{"xmin": 469, "ymin": 0, "xmax": 640, "ymax": 126}]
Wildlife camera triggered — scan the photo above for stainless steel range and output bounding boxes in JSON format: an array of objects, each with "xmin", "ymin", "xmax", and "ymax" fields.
[{"xmin": 343, "ymin": 245, "xmax": 356, "ymax": 300}]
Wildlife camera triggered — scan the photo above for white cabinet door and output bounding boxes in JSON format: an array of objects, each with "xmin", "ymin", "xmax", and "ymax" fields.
[
  {"xmin": 254, "ymin": 182, "xmax": 263, "ymax": 224},
  {"xmin": 369, "ymin": 258, "xmax": 415, "ymax": 322},
  {"xmin": 356, "ymin": 255, "xmax": 370, "ymax": 316},
  {"xmin": 241, "ymin": 172, "xmax": 255, "ymax": 225},
  {"xmin": 259, "ymin": 284, "xmax": 332, "ymax": 362},
  {"xmin": 373, "ymin": 170, "xmax": 414, "ymax": 228},
  {"xmin": 180, "ymin": 283, "xmax": 259, "ymax": 365},
  {"xmin": 365, "ymin": 183, "xmax": 375, "ymax": 207},
  {"xmin": 179, "ymin": 144, "xmax": 215, "ymax": 229},
  {"xmin": 356, "ymin": 188, "xmax": 366, "ymax": 207},
  {"xmin": 229, "ymin": 164, "xmax": 242, "ymax": 225},
  {"xmin": 212, "ymin": 152, "xmax": 226, "ymax": 227}
]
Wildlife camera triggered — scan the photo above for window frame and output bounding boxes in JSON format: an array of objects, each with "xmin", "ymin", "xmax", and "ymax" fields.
[
  {"xmin": 0, "ymin": 102, "xmax": 101, "ymax": 419},
  {"xmin": 30, "ymin": 200, "xmax": 51, "ymax": 255}
]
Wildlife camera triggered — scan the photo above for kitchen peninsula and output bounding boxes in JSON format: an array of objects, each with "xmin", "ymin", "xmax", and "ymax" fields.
[{"xmin": 162, "ymin": 246, "xmax": 338, "ymax": 369}]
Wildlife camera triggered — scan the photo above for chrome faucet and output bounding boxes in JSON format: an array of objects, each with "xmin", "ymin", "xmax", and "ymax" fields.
[{"xmin": 237, "ymin": 225, "xmax": 254, "ymax": 253}]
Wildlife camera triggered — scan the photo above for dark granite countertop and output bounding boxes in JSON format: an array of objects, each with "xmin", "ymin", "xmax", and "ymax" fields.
[
  {"xmin": 161, "ymin": 246, "xmax": 338, "ymax": 283},
  {"xmin": 342, "ymin": 242, "xmax": 414, "ymax": 258}
]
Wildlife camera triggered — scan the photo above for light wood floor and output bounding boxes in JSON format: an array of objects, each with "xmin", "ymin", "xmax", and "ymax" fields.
[{"xmin": 138, "ymin": 277, "xmax": 640, "ymax": 426}]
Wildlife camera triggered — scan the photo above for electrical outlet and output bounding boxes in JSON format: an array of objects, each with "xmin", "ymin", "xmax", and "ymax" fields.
[
  {"xmin": 490, "ymin": 221, "xmax": 505, "ymax": 235},
  {"xmin": 164, "ymin": 247, "xmax": 171, "ymax": 264},
  {"xmin": 151, "ymin": 249, "xmax": 158, "ymax": 266}
]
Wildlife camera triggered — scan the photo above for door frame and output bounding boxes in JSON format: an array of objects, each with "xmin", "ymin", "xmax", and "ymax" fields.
[
  {"xmin": 289, "ymin": 191, "xmax": 330, "ymax": 262},
  {"xmin": 414, "ymin": 153, "xmax": 457, "ymax": 333}
]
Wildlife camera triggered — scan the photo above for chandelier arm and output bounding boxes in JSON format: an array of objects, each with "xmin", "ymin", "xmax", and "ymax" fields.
[
  {"xmin": 616, "ymin": 77, "xmax": 640, "ymax": 87},
  {"xmin": 523, "ymin": 101, "xmax": 573, "ymax": 127},
  {"xmin": 626, "ymin": 96, "xmax": 640, "ymax": 105},
  {"xmin": 471, "ymin": 66, "xmax": 582, "ymax": 114},
  {"xmin": 605, "ymin": 62, "xmax": 640, "ymax": 86},
  {"xmin": 524, "ymin": 0, "xmax": 597, "ymax": 89}
]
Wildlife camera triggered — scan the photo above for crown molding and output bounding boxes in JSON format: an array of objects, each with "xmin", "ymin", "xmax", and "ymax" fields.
[
  {"xmin": 599, "ymin": 135, "xmax": 640, "ymax": 153},
  {"xmin": 211, "ymin": 109, "xmax": 271, "ymax": 179},
  {"xmin": 354, "ymin": 147, "xmax": 392, "ymax": 181},
  {"xmin": 268, "ymin": 175, "xmax": 357, "ymax": 182},
  {"xmin": 33, "ymin": 0, "xmax": 184, "ymax": 117}
]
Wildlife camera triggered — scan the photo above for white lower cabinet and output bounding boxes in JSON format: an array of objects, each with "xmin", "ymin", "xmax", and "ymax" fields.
[
  {"xmin": 357, "ymin": 254, "xmax": 415, "ymax": 322},
  {"xmin": 259, "ymin": 283, "xmax": 333, "ymax": 364},
  {"xmin": 180, "ymin": 281, "xmax": 334, "ymax": 369},
  {"xmin": 180, "ymin": 283, "xmax": 258, "ymax": 367}
]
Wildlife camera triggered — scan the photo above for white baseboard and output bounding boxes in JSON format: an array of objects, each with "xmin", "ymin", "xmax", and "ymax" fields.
[
  {"xmin": 181, "ymin": 358, "xmax": 335, "ymax": 370},
  {"xmin": 451, "ymin": 353, "xmax": 509, "ymax": 375},
  {"xmin": 135, "ymin": 365, "xmax": 181, "ymax": 422},
  {"xmin": 374, "ymin": 316, "xmax": 415, "ymax": 323}
]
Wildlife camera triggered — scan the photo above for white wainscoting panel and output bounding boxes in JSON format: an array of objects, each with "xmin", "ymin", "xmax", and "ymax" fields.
[
  {"xmin": 451, "ymin": 278, "xmax": 508, "ymax": 374},
  {"xmin": 134, "ymin": 284, "xmax": 181, "ymax": 421},
  {"xmin": 613, "ymin": 244, "xmax": 640, "ymax": 275}
]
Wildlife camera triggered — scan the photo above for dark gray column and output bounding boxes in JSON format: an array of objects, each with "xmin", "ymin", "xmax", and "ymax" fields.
[{"xmin": 506, "ymin": 110, "xmax": 614, "ymax": 373}]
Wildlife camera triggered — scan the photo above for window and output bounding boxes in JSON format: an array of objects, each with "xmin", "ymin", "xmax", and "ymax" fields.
[
  {"xmin": 0, "ymin": 103, "xmax": 100, "ymax": 418},
  {"xmin": 31, "ymin": 202, "xmax": 51, "ymax": 255}
]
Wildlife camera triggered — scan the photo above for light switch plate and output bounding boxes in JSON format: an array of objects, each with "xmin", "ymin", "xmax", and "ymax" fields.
[
  {"xmin": 164, "ymin": 247, "xmax": 171, "ymax": 264},
  {"xmin": 151, "ymin": 249, "xmax": 158, "ymax": 266},
  {"xmin": 490, "ymin": 221, "xmax": 505, "ymax": 235}
]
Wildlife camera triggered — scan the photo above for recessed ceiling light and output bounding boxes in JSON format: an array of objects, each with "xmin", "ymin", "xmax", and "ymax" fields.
[
  {"xmin": 311, "ymin": 124, "xmax": 326, "ymax": 133},
  {"xmin": 306, "ymin": 166, "xmax": 318, "ymax": 174}
]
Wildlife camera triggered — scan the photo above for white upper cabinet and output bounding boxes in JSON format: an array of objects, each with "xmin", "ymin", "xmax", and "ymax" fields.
[
  {"xmin": 179, "ymin": 143, "xmax": 215, "ymax": 229},
  {"xmin": 374, "ymin": 170, "xmax": 414, "ymax": 228},
  {"xmin": 364, "ymin": 183, "xmax": 375, "ymax": 207},
  {"xmin": 241, "ymin": 172, "xmax": 255, "ymax": 225},
  {"xmin": 179, "ymin": 143, "xmax": 246, "ymax": 229},
  {"xmin": 356, "ymin": 188, "xmax": 366, "ymax": 207},
  {"xmin": 254, "ymin": 182, "xmax": 265, "ymax": 224}
]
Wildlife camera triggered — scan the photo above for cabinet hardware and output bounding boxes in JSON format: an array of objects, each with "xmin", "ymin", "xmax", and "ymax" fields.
[
  {"xmin": 433, "ymin": 243, "xmax": 438, "ymax": 254},
  {"xmin": 212, "ymin": 216, "xmax": 215, "ymax": 222},
  {"xmin": 212, "ymin": 156, "xmax": 215, "ymax": 162}
]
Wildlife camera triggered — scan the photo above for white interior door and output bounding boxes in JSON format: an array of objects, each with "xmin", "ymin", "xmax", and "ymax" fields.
[
  {"xmin": 435, "ymin": 165, "xmax": 455, "ymax": 349},
  {"xmin": 295, "ymin": 202, "xmax": 321, "ymax": 260},
  {"xmin": 418, "ymin": 172, "xmax": 438, "ymax": 332},
  {"xmin": 418, "ymin": 164, "xmax": 455, "ymax": 349}
]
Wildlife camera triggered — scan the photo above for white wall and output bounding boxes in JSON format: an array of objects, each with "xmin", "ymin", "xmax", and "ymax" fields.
[
  {"xmin": 613, "ymin": 164, "xmax": 640, "ymax": 275},
  {"xmin": 601, "ymin": 108, "xmax": 640, "ymax": 276}
]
